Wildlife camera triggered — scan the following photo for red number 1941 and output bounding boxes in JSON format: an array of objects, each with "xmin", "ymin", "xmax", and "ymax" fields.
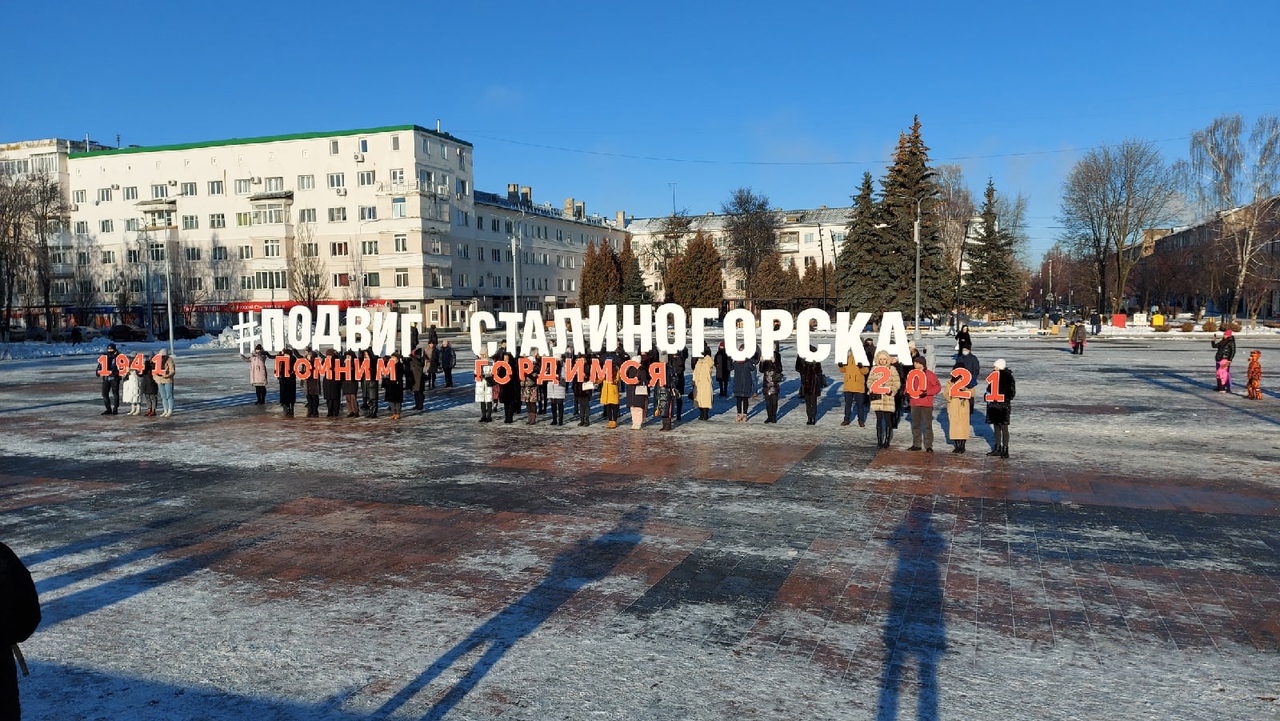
[{"xmin": 98, "ymin": 353, "xmax": 164, "ymax": 377}]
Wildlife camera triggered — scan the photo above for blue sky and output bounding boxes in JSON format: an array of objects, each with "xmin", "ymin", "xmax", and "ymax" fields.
[{"xmin": 4, "ymin": 0, "xmax": 1278, "ymax": 261}]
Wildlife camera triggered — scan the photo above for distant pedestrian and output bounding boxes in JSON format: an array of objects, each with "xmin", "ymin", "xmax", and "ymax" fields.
[
  {"xmin": 1, "ymin": 541, "xmax": 41, "ymax": 721},
  {"xmin": 796, "ymin": 355, "xmax": 825, "ymax": 426},
  {"xmin": 322, "ymin": 348, "xmax": 342, "ymax": 417},
  {"xmin": 277, "ymin": 348, "xmax": 298, "ymax": 417},
  {"xmin": 1089, "ymin": 311, "xmax": 1102, "ymax": 336},
  {"xmin": 101, "ymin": 342, "xmax": 121, "ymax": 415},
  {"xmin": 732, "ymin": 356, "xmax": 756, "ymax": 422},
  {"xmin": 1245, "ymin": 350, "xmax": 1263, "ymax": 400},
  {"xmin": 439, "ymin": 340, "xmax": 456, "ymax": 387},
  {"xmin": 122, "ymin": 366, "xmax": 141, "ymax": 416},
  {"xmin": 714, "ymin": 342, "xmax": 731, "ymax": 397},
  {"xmin": 154, "ymin": 348, "xmax": 175, "ymax": 417},
  {"xmin": 759, "ymin": 357, "xmax": 783, "ymax": 423},
  {"xmin": 71, "ymin": 326, "xmax": 82, "ymax": 345},
  {"xmin": 548, "ymin": 353, "xmax": 567, "ymax": 426},
  {"xmin": 424, "ymin": 341, "xmax": 438, "ymax": 391},
  {"xmin": 409, "ymin": 348, "xmax": 426, "ymax": 411},
  {"xmin": 360, "ymin": 348, "xmax": 379, "ymax": 417},
  {"xmin": 475, "ymin": 349, "xmax": 495, "ymax": 423},
  {"xmin": 692, "ymin": 349, "xmax": 715, "ymax": 421},
  {"xmin": 382, "ymin": 352, "xmax": 405, "ymax": 420},
  {"xmin": 1070, "ymin": 322, "xmax": 1087, "ymax": 355},
  {"xmin": 600, "ymin": 364, "xmax": 621, "ymax": 428},
  {"xmin": 140, "ymin": 357, "xmax": 159, "ymax": 417},
  {"xmin": 303, "ymin": 349, "xmax": 322, "ymax": 417},
  {"xmin": 243, "ymin": 345, "xmax": 269, "ymax": 404},
  {"xmin": 1211, "ymin": 329, "xmax": 1236, "ymax": 392},
  {"xmin": 955, "ymin": 325, "xmax": 972, "ymax": 353},
  {"xmin": 985, "ymin": 358, "xmax": 1016, "ymax": 458},
  {"xmin": 342, "ymin": 351, "xmax": 360, "ymax": 417},
  {"xmin": 427, "ymin": 324, "xmax": 439, "ymax": 347}
]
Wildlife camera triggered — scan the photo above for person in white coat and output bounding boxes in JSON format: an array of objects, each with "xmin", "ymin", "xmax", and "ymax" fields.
[{"xmin": 121, "ymin": 368, "xmax": 141, "ymax": 415}]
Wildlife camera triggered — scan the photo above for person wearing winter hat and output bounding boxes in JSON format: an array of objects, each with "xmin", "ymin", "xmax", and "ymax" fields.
[
  {"xmin": 984, "ymin": 358, "xmax": 1016, "ymax": 458},
  {"xmin": 1211, "ymin": 329, "xmax": 1237, "ymax": 392},
  {"xmin": 154, "ymin": 348, "xmax": 176, "ymax": 417},
  {"xmin": 101, "ymin": 342, "xmax": 122, "ymax": 415},
  {"xmin": 1246, "ymin": 350, "xmax": 1263, "ymax": 400}
]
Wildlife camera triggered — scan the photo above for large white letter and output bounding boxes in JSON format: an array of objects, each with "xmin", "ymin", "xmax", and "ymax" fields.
[
  {"xmin": 587, "ymin": 304, "xmax": 618, "ymax": 353},
  {"xmin": 759, "ymin": 309, "xmax": 794, "ymax": 361},
  {"xmin": 619, "ymin": 304, "xmax": 654, "ymax": 355},
  {"xmin": 690, "ymin": 307, "xmax": 719, "ymax": 357},
  {"xmin": 261, "ymin": 308, "xmax": 285, "ymax": 353},
  {"xmin": 400, "ymin": 312, "xmax": 423, "ymax": 355},
  {"xmin": 286, "ymin": 306, "xmax": 313, "ymax": 350},
  {"xmin": 346, "ymin": 308, "xmax": 372, "ymax": 352},
  {"xmin": 834, "ymin": 311, "xmax": 873, "ymax": 365},
  {"xmin": 551, "ymin": 308, "xmax": 585, "ymax": 356},
  {"xmin": 314, "ymin": 304, "xmax": 342, "ymax": 349},
  {"xmin": 470, "ymin": 311, "xmax": 497, "ymax": 358},
  {"xmin": 497, "ymin": 312, "xmax": 522, "ymax": 351},
  {"xmin": 795, "ymin": 308, "xmax": 831, "ymax": 362},
  {"xmin": 370, "ymin": 310, "xmax": 399, "ymax": 356},
  {"xmin": 520, "ymin": 310, "xmax": 550, "ymax": 357},
  {"xmin": 723, "ymin": 308, "xmax": 755, "ymax": 361},
  {"xmin": 654, "ymin": 303, "xmax": 687, "ymax": 355},
  {"xmin": 876, "ymin": 311, "xmax": 912, "ymax": 364}
]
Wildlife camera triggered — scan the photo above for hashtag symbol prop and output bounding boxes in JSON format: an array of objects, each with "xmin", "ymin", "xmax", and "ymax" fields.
[{"xmin": 234, "ymin": 312, "xmax": 261, "ymax": 355}]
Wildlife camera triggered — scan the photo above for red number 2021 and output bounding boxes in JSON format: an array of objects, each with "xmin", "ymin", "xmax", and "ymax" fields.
[{"xmin": 948, "ymin": 368, "xmax": 972, "ymax": 399}]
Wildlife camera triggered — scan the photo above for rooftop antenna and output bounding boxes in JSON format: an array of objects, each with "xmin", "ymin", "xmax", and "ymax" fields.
[{"xmin": 116, "ymin": 133, "xmax": 121, "ymax": 149}]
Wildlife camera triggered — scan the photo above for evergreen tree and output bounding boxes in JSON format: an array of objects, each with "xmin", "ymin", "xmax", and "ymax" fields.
[
  {"xmin": 787, "ymin": 264, "xmax": 805, "ymax": 305},
  {"xmin": 835, "ymin": 171, "xmax": 898, "ymax": 312},
  {"xmin": 798, "ymin": 262, "xmax": 831, "ymax": 303},
  {"xmin": 579, "ymin": 241, "xmax": 603, "ymax": 307},
  {"xmin": 965, "ymin": 179, "xmax": 1025, "ymax": 316},
  {"xmin": 668, "ymin": 231, "xmax": 723, "ymax": 312},
  {"xmin": 878, "ymin": 116, "xmax": 950, "ymax": 319},
  {"xmin": 598, "ymin": 241, "xmax": 622, "ymax": 304},
  {"xmin": 752, "ymin": 250, "xmax": 795, "ymax": 310},
  {"xmin": 618, "ymin": 236, "xmax": 652, "ymax": 304}
]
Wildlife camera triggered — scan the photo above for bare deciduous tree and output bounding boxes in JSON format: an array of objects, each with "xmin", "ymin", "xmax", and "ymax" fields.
[
  {"xmin": 1059, "ymin": 139, "xmax": 1180, "ymax": 314},
  {"xmin": 933, "ymin": 164, "xmax": 976, "ymax": 274},
  {"xmin": 720, "ymin": 187, "xmax": 779, "ymax": 307},
  {"xmin": 288, "ymin": 222, "xmax": 329, "ymax": 311}
]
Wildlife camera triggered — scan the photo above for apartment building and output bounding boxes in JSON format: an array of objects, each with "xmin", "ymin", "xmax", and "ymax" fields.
[{"xmin": 2, "ymin": 123, "xmax": 630, "ymax": 333}]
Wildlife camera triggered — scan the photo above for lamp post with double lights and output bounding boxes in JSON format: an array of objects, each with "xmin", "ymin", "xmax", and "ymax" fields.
[{"xmin": 894, "ymin": 171, "xmax": 937, "ymax": 343}]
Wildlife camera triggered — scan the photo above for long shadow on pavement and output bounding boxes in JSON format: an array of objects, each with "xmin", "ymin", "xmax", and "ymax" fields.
[
  {"xmin": 1120, "ymin": 368, "xmax": 1280, "ymax": 428},
  {"xmin": 875, "ymin": 501, "xmax": 946, "ymax": 721},
  {"xmin": 373, "ymin": 507, "xmax": 649, "ymax": 720}
]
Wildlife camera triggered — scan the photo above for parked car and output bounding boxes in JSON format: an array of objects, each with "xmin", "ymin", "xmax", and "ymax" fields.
[
  {"xmin": 156, "ymin": 325, "xmax": 207, "ymax": 341},
  {"xmin": 108, "ymin": 324, "xmax": 148, "ymax": 342},
  {"xmin": 53, "ymin": 326, "xmax": 103, "ymax": 342},
  {"xmin": 24, "ymin": 326, "xmax": 47, "ymax": 341}
]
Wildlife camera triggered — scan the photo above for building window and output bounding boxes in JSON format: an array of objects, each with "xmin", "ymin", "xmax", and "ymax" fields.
[
  {"xmin": 131, "ymin": 279, "xmax": 145, "ymax": 293},
  {"xmin": 358, "ymin": 171, "xmax": 375, "ymax": 186},
  {"xmin": 394, "ymin": 234, "xmax": 408, "ymax": 252},
  {"xmin": 234, "ymin": 179, "xmax": 251, "ymax": 195},
  {"xmin": 328, "ymin": 207, "xmax": 347, "ymax": 222},
  {"xmin": 239, "ymin": 245, "xmax": 253, "ymax": 260},
  {"xmin": 100, "ymin": 219, "xmax": 114, "ymax": 233},
  {"xmin": 127, "ymin": 249, "xmax": 141, "ymax": 264},
  {"xmin": 263, "ymin": 239, "xmax": 281, "ymax": 258},
  {"xmin": 297, "ymin": 174, "xmax": 314, "ymax": 190},
  {"xmin": 97, "ymin": 188, "xmax": 112, "ymax": 202},
  {"xmin": 212, "ymin": 246, "xmax": 228, "ymax": 261},
  {"xmin": 363, "ymin": 272, "xmax": 380, "ymax": 287},
  {"xmin": 251, "ymin": 203, "xmax": 286, "ymax": 224},
  {"xmin": 327, "ymin": 173, "xmax": 344, "ymax": 189},
  {"xmin": 208, "ymin": 180, "xmax": 223, "ymax": 196},
  {"xmin": 392, "ymin": 197, "xmax": 406, "ymax": 218},
  {"xmin": 391, "ymin": 135, "xmax": 400, "ymax": 151},
  {"xmin": 236, "ymin": 212, "xmax": 251, "ymax": 227},
  {"xmin": 421, "ymin": 137, "xmax": 429, "ymax": 154},
  {"xmin": 491, "ymin": 218, "xmax": 499, "ymax": 232},
  {"xmin": 240, "ymin": 276, "xmax": 254, "ymax": 290},
  {"xmin": 394, "ymin": 268, "xmax": 409, "ymax": 287},
  {"xmin": 101, "ymin": 250, "xmax": 116, "ymax": 264},
  {"xmin": 180, "ymin": 182, "xmax": 197, "ymax": 197},
  {"xmin": 149, "ymin": 242, "xmax": 166, "ymax": 262},
  {"xmin": 358, "ymin": 205, "xmax": 377, "ymax": 221},
  {"xmin": 390, "ymin": 168, "xmax": 404, "ymax": 184},
  {"xmin": 73, "ymin": 221, "xmax": 89, "ymax": 235},
  {"xmin": 215, "ymin": 276, "xmax": 230, "ymax": 291},
  {"xmin": 456, "ymin": 273, "xmax": 468, "ymax": 288},
  {"xmin": 123, "ymin": 186, "xmax": 138, "ymax": 200},
  {"xmin": 152, "ymin": 184, "xmax": 168, "ymax": 199},
  {"xmin": 440, "ymin": 144, "xmax": 449, "ymax": 160},
  {"xmin": 330, "ymin": 241, "xmax": 349, "ymax": 257},
  {"xmin": 103, "ymin": 278, "xmax": 120, "ymax": 293},
  {"xmin": 182, "ymin": 215, "xmax": 198, "ymax": 230},
  {"xmin": 332, "ymin": 273, "xmax": 350, "ymax": 287},
  {"xmin": 265, "ymin": 177, "xmax": 284, "ymax": 192},
  {"xmin": 301, "ymin": 242, "xmax": 319, "ymax": 257},
  {"xmin": 255, "ymin": 270, "xmax": 287, "ymax": 290},
  {"xmin": 185, "ymin": 246, "xmax": 202, "ymax": 262},
  {"xmin": 491, "ymin": 248, "xmax": 500, "ymax": 262},
  {"xmin": 73, "ymin": 190, "xmax": 86, "ymax": 204},
  {"xmin": 330, "ymin": 140, "xmax": 340, "ymax": 155},
  {"xmin": 360, "ymin": 239, "xmax": 378, "ymax": 256},
  {"xmin": 298, "ymin": 208, "xmax": 317, "ymax": 223},
  {"xmin": 455, "ymin": 178, "xmax": 469, "ymax": 196},
  {"xmin": 210, "ymin": 213, "xmax": 226, "ymax": 229},
  {"xmin": 359, "ymin": 138, "xmax": 368, "ymax": 153}
]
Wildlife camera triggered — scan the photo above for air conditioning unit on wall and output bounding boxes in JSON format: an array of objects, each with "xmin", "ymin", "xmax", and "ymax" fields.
[
  {"xmin": 353, "ymin": 153, "xmax": 365, "ymax": 162},
  {"xmin": 335, "ymin": 188, "xmax": 347, "ymax": 196}
]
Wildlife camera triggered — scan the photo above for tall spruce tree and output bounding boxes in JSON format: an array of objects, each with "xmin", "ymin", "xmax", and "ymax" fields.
[
  {"xmin": 835, "ymin": 172, "xmax": 897, "ymax": 311},
  {"xmin": 879, "ymin": 116, "xmax": 950, "ymax": 319},
  {"xmin": 618, "ymin": 236, "xmax": 652, "ymax": 304},
  {"xmin": 752, "ymin": 251, "xmax": 795, "ymax": 310},
  {"xmin": 668, "ymin": 230, "xmax": 723, "ymax": 312},
  {"xmin": 579, "ymin": 240, "xmax": 622, "ymax": 307},
  {"xmin": 965, "ymin": 179, "xmax": 1024, "ymax": 316},
  {"xmin": 579, "ymin": 241, "xmax": 603, "ymax": 307}
]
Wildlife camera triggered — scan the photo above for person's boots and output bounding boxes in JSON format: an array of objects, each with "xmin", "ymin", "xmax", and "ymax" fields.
[
  {"xmin": 1000, "ymin": 445, "xmax": 1009, "ymax": 458},
  {"xmin": 957, "ymin": 440, "xmax": 966, "ymax": 453},
  {"xmin": 987, "ymin": 445, "xmax": 1002, "ymax": 457},
  {"xmin": 527, "ymin": 408, "xmax": 537, "ymax": 425}
]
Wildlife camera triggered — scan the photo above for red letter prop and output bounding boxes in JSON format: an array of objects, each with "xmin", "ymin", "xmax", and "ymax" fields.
[
  {"xmin": 491, "ymin": 360, "xmax": 512, "ymax": 384},
  {"xmin": 948, "ymin": 368, "xmax": 972, "ymax": 399},
  {"xmin": 619, "ymin": 359, "xmax": 640, "ymax": 384},
  {"xmin": 295, "ymin": 358, "xmax": 313, "ymax": 380},
  {"xmin": 376, "ymin": 357, "xmax": 398, "ymax": 382},
  {"xmin": 868, "ymin": 366, "xmax": 893, "ymax": 395},
  {"xmin": 474, "ymin": 359, "xmax": 489, "ymax": 382},
  {"xmin": 275, "ymin": 355, "xmax": 292, "ymax": 378},
  {"xmin": 537, "ymin": 357, "xmax": 559, "ymax": 384},
  {"xmin": 906, "ymin": 369, "xmax": 927, "ymax": 397},
  {"xmin": 647, "ymin": 362, "xmax": 666, "ymax": 387},
  {"xmin": 354, "ymin": 356, "xmax": 371, "ymax": 381},
  {"xmin": 564, "ymin": 357, "xmax": 586, "ymax": 383},
  {"xmin": 589, "ymin": 359, "xmax": 614, "ymax": 384},
  {"xmin": 517, "ymin": 357, "xmax": 535, "ymax": 382},
  {"xmin": 984, "ymin": 370, "xmax": 1005, "ymax": 403}
]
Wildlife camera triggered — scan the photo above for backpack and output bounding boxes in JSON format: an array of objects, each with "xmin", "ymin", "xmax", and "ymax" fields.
[{"xmin": 1, "ymin": 542, "xmax": 40, "ymax": 646}]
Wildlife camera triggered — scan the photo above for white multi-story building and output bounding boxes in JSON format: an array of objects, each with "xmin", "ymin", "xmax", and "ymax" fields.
[
  {"xmin": 625, "ymin": 206, "xmax": 852, "ymax": 302},
  {"xmin": 1, "ymin": 124, "xmax": 629, "ymax": 333}
]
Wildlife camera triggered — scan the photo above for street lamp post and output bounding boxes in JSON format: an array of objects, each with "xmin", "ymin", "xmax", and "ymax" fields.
[
  {"xmin": 164, "ymin": 236, "xmax": 175, "ymax": 357},
  {"xmin": 510, "ymin": 209, "xmax": 524, "ymax": 313},
  {"xmin": 895, "ymin": 172, "xmax": 936, "ymax": 343},
  {"xmin": 952, "ymin": 220, "xmax": 972, "ymax": 335},
  {"xmin": 817, "ymin": 222, "xmax": 828, "ymax": 311}
]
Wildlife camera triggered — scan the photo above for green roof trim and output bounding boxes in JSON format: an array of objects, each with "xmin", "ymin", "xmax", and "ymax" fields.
[{"xmin": 68, "ymin": 124, "xmax": 472, "ymax": 159}]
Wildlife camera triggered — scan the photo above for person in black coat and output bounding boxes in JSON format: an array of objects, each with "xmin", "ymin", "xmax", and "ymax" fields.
[
  {"xmin": 1, "ymin": 541, "xmax": 40, "ymax": 720},
  {"xmin": 439, "ymin": 340, "xmax": 457, "ymax": 387},
  {"xmin": 277, "ymin": 348, "xmax": 298, "ymax": 417},
  {"xmin": 497, "ymin": 347, "xmax": 521, "ymax": 424},
  {"xmin": 382, "ymin": 352, "xmax": 406, "ymax": 419},
  {"xmin": 321, "ymin": 348, "xmax": 342, "ymax": 417},
  {"xmin": 714, "ymin": 342, "xmax": 731, "ymax": 397},
  {"xmin": 796, "ymin": 356, "xmax": 825, "ymax": 425},
  {"xmin": 669, "ymin": 349, "xmax": 687, "ymax": 421},
  {"xmin": 984, "ymin": 358, "xmax": 1017, "ymax": 458},
  {"xmin": 101, "ymin": 342, "xmax": 121, "ymax": 415},
  {"xmin": 1211, "ymin": 329, "xmax": 1237, "ymax": 392},
  {"xmin": 955, "ymin": 325, "xmax": 972, "ymax": 353}
]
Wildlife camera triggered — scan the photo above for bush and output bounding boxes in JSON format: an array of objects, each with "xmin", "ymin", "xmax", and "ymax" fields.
[
  {"xmin": 1153, "ymin": 324, "xmax": 1172, "ymax": 332},
  {"xmin": 1202, "ymin": 319, "xmax": 1218, "ymax": 333},
  {"xmin": 1230, "ymin": 321, "xmax": 1243, "ymax": 332},
  {"xmin": 1181, "ymin": 322, "xmax": 1195, "ymax": 332}
]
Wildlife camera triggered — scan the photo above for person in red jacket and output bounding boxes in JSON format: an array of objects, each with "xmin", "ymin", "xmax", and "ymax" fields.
[{"xmin": 906, "ymin": 355, "xmax": 942, "ymax": 452}]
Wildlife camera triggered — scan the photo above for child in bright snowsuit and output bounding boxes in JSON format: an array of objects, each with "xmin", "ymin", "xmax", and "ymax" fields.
[
  {"xmin": 1216, "ymin": 359, "xmax": 1232, "ymax": 394},
  {"xmin": 1246, "ymin": 350, "xmax": 1262, "ymax": 400}
]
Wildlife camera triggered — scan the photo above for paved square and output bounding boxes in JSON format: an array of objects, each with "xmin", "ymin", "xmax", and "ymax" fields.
[{"xmin": 2, "ymin": 333, "xmax": 1279, "ymax": 719}]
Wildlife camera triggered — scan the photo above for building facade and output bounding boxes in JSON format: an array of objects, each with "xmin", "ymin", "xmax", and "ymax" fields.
[{"xmin": 1, "ymin": 124, "xmax": 628, "ymax": 334}]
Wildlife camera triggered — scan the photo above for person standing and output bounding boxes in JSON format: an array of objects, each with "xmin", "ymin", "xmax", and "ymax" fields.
[
  {"xmin": 796, "ymin": 355, "xmax": 825, "ymax": 425},
  {"xmin": 303, "ymin": 349, "xmax": 322, "ymax": 417},
  {"xmin": 945, "ymin": 372, "xmax": 971, "ymax": 453},
  {"xmin": 521, "ymin": 356, "xmax": 540, "ymax": 425},
  {"xmin": 139, "ymin": 357, "xmax": 159, "ymax": 418},
  {"xmin": 342, "ymin": 351, "xmax": 360, "ymax": 418},
  {"xmin": 244, "ymin": 345, "xmax": 269, "ymax": 404},
  {"xmin": 278, "ymin": 348, "xmax": 298, "ymax": 417},
  {"xmin": 953, "ymin": 347, "xmax": 980, "ymax": 391},
  {"xmin": 838, "ymin": 351, "xmax": 871, "ymax": 428},
  {"xmin": 870, "ymin": 351, "xmax": 902, "ymax": 449},
  {"xmin": 985, "ymin": 358, "xmax": 1016, "ymax": 458},
  {"xmin": 1211, "ymin": 329, "xmax": 1237, "ymax": 392},
  {"xmin": 547, "ymin": 354, "xmax": 567, "ymax": 426},
  {"xmin": 600, "ymin": 364, "xmax": 621, "ymax": 429},
  {"xmin": 101, "ymin": 342, "xmax": 122, "ymax": 415},
  {"xmin": 693, "ymin": 349, "xmax": 715, "ymax": 421},
  {"xmin": 121, "ymin": 366, "xmax": 141, "ymax": 416},
  {"xmin": 382, "ymin": 352, "xmax": 406, "ymax": 419},
  {"xmin": 759, "ymin": 356, "xmax": 783, "ymax": 423},
  {"xmin": 905, "ymin": 355, "xmax": 942, "ymax": 452},
  {"xmin": 474, "ymin": 349, "xmax": 494, "ymax": 422},
  {"xmin": 626, "ymin": 357, "xmax": 650, "ymax": 429},
  {"xmin": 1089, "ymin": 311, "xmax": 1102, "ymax": 336},
  {"xmin": 424, "ymin": 341, "xmax": 438, "ymax": 391},
  {"xmin": 1246, "ymin": 350, "xmax": 1263, "ymax": 400},
  {"xmin": 732, "ymin": 356, "xmax": 756, "ymax": 422},
  {"xmin": 714, "ymin": 342, "xmax": 731, "ymax": 397},
  {"xmin": 408, "ymin": 348, "xmax": 426, "ymax": 411},
  {"xmin": 439, "ymin": 340, "xmax": 456, "ymax": 388},
  {"xmin": 360, "ymin": 348, "xmax": 380, "ymax": 418},
  {"xmin": 669, "ymin": 348, "xmax": 688, "ymax": 422},
  {"xmin": 322, "ymin": 348, "xmax": 342, "ymax": 417},
  {"xmin": 427, "ymin": 324, "xmax": 439, "ymax": 347},
  {"xmin": 1070, "ymin": 322, "xmax": 1087, "ymax": 355},
  {"xmin": 573, "ymin": 351, "xmax": 595, "ymax": 427},
  {"xmin": 154, "ymin": 348, "xmax": 175, "ymax": 417},
  {"xmin": 955, "ymin": 325, "xmax": 972, "ymax": 353},
  {"xmin": 1, "ymin": 541, "xmax": 41, "ymax": 721}
]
